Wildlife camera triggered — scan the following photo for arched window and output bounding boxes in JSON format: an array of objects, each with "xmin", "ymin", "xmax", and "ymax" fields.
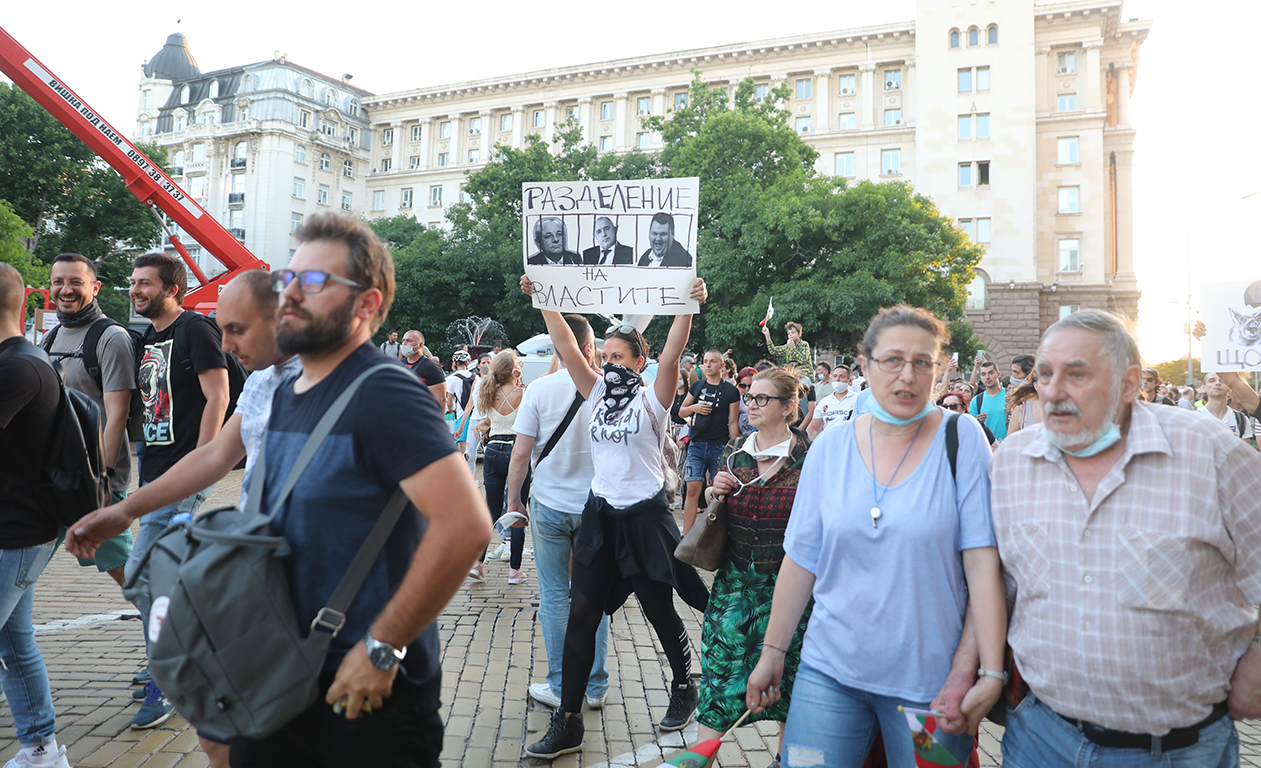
[
  {"xmin": 179, "ymin": 85, "xmax": 190, "ymax": 103},
  {"xmin": 987, "ymin": 25, "xmax": 999, "ymax": 45},
  {"xmin": 320, "ymin": 153, "xmax": 331, "ymax": 171},
  {"xmin": 208, "ymin": 80, "xmax": 220, "ymax": 99},
  {"xmin": 968, "ymin": 27, "xmax": 979, "ymax": 46},
  {"xmin": 242, "ymin": 74, "xmax": 253, "ymax": 92},
  {"xmin": 324, "ymin": 89, "xmax": 337, "ymax": 106},
  {"xmin": 234, "ymin": 141, "xmax": 247, "ymax": 160},
  {"xmin": 174, "ymin": 112, "xmax": 186, "ymax": 132},
  {"xmin": 300, "ymin": 78, "xmax": 314, "ymax": 99},
  {"xmin": 343, "ymin": 159, "xmax": 354, "ymax": 177},
  {"xmin": 950, "ymin": 30, "xmax": 960, "ymax": 49},
  {"xmin": 349, "ymin": 99, "xmax": 360, "ymax": 117},
  {"xmin": 172, "ymin": 149, "xmax": 184, "ymax": 168},
  {"xmin": 965, "ymin": 274, "xmax": 989, "ymax": 310}
]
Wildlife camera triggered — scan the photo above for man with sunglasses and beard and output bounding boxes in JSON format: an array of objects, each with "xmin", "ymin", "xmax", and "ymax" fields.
[{"xmin": 228, "ymin": 212, "xmax": 490, "ymax": 767}]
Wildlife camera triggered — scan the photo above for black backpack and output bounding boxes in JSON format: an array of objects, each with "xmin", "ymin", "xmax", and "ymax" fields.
[
  {"xmin": 6, "ymin": 343, "xmax": 110, "ymax": 526},
  {"xmin": 453, "ymin": 369, "xmax": 475, "ymax": 412},
  {"xmin": 41, "ymin": 316, "xmax": 130, "ymax": 390}
]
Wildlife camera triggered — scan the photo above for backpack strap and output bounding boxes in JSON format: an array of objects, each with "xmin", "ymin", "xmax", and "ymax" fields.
[
  {"xmin": 536, "ymin": 391, "xmax": 585, "ymax": 466},
  {"xmin": 945, "ymin": 411, "xmax": 960, "ymax": 481},
  {"xmin": 41, "ymin": 316, "xmax": 123, "ymax": 387}
]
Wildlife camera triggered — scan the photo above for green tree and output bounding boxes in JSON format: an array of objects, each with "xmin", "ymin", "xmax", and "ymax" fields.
[
  {"xmin": 0, "ymin": 199, "xmax": 49, "ymax": 316},
  {"xmin": 368, "ymin": 214, "xmax": 430, "ymax": 252}
]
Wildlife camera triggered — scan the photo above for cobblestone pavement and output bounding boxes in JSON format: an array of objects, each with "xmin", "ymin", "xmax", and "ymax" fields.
[{"xmin": 4, "ymin": 469, "xmax": 1261, "ymax": 766}]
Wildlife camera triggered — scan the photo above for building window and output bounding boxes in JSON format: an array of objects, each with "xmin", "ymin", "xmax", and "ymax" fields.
[
  {"xmin": 189, "ymin": 175, "xmax": 206, "ymax": 198},
  {"xmin": 958, "ymin": 115, "xmax": 972, "ymax": 140},
  {"xmin": 599, "ymin": 136, "xmax": 612, "ymax": 151},
  {"xmin": 987, "ymin": 26, "xmax": 998, "ymax": 45},
  {"xmin": 349, "ymin": 99, "xmax": 360, "ymax": 117},
  {"xmin": 637, "ymin": 96, "xmax": 651, "ymax": 115},
  {"xmin": 192, "ymin": 143, "xmax": 206, "ymax": 163},
  {"xmin": 461, "ymin": 186, "xmax": 472, "ymax": 204},
  {"xmin": 882, "ymin": 149, "xmax": 901, "ymax": 174},
  {"xmin": 291, "ymin": 213, "xmax": 302, "ymax": 233},
  {"xmin": 382, "ymin": 128, "xmax": 394, "ymax": 146},
  {"xmin": 838, "ymin": 74, "xmax": 857, "ymax": 95},
  {"xmin": 174, "ymin": 114, "xmax": 187, "ymax": 132},
  {"xmin": 533, "ymin": 110, "xmax": 545, "ymax": 128},
  {"xmin": 567, "ymin": 105, "xmax": 579, "ymax": 122},
  {"xmin": 754, "ymin": 83, "xmax": 770, "ymax": 101},
  {"xmin": 1058, "ymin": 186, "xmax": 1080, "ymax": 213},
  {"xmin": 977, "ymin": 67, "xmax": 990, "ymax": 91},
  {"xmin": 965, "ymin": 275, "xmax": 988, "ymax": 310},
  {"xmin": 1058, "ymin": 94, "xmax": 1077, "ymax": 112},
  {"xmin": 231, "ymin": 174, "xmax": 245, "ymax": 195},
  {"xmin": 884, "ymin": 70, "xmax": 902, "ymax": 91},
  {"xmin": 294, "ymin": 145, "xmax": 307, "ymax": 164},
  {"xmin": 293, "ymin": 177, "xmax": 305, "ymax": 198},
  {"xmin": 380, "ymin": 159, "xmax": 392, "ymax": 173},
  {"xmin": 796, "ymin": 78, "xmax": 813, "ymax": 100},
  {"xmin": 172, "ymin": 150, "xmax": 184, "ymax": 169},
  {"xmin": 320, "ymin": 120, "xmax": 336, "ymax": 137},
  {"xmin": 300, "ymin": 110, "xmax": 311, "ymax": 129},
  {"xmin": 968, "ymin": 27, "xmax": 979, "ymax": 46},
  {"xmin": 1059, "ymin": 238, "xmax": 1081, "ymax": 272},
  {"xmin": 1059, "ymin": 304, "xmax": 1081, "ymax": 320},
  {"xmin": 468, "ymin": 149, "xmax": 480, "ymax": 164},
  {"xmin": 959, "ymin": 69, "xmax": 972, "ymax": 93},
  {"xmin": 238, "ymin": 106, "xmax": 249, "ymax": 122},
  {"xmin": 835, "ymin": 152, "xmax": 854, "ymax": 178},
  {"xmin": 342, "ymin": 191, "xmax": 352, "ymax": 210},
  {"xmin": 411, "ymin": 125, "xmax": 423, "ymax": 142},
  {"xmin": 401, "ymin": 189, "xmax": 413, "ymax": 209},
  {"xmin": 1057, "ymin": 137, "xmax": 1080, "ymax": 164},
  {"xmin": 500, "ymin": 113, "xmax": 513, "ymax": 132},
  {"xmin": 373, "ymin": 191, "xmax": 385, "ymax": 211},
  {"xmin": 977, "ymin": 114, "xmax": 990, "ymax": 138},
  {"xmin": 977, "ymin": 161, "xmax": 990, "ymax": 186},
  {"xmin": 347, "ymin": 127, "xmax": 358, "ymax": 144},
  {"xmin": 468, "ymin": 117, "xmax": 481, "ymax": 135},
  {"xmin": 795, "ymin": 116, "xmax": 811, "ymax": 133},
  {"xmin": 439, "ymin": 121, "xmax": 451, "ymax": 139},
  {"xmin": 142, "ymin": 89, "xmax": 152, "ymax": 109},
  {"xmin": 959, "ymin": 218, "xmax": 974, "ymax": 240},
  {"xmin": 884, "ymin": 109, "xmax": 902, "ymax": 126},
  {"xmin": 324, "ymin": 89, "xmax": 337, "ymax": 106},
  {"xmin": 950, "ymin": 30, "xmax": 960, "ymax": 49},
  {"xmin": 300, "ymin": 79, "xmax": 314, "ymax": 99},
  {"xmin": 343, "ymin": 160, "xmax": 354, "ymax": 178},
  {"xmin": 675, "ymin": 93, "xmax": 689, "ymax": 109},
  {"xmin": 959, "ymin": 163, "xmax": 973, "ymax": 187},
  {"xmin": 599, "ymin": 101, "xmax": 614, "ymax": 120},
  {"xmin": 976, "ymin": 218, "xmax": 991, "ymax": 243},
  {"xmin": 318, "ymin": 184, "xmax": 329, "ymax": 205},
  {"xmin": 1058, "ymin": 52, "xmax": 1076, "ymax": 74},
  {"xmin": 430, "ymin": 186, "xmax": 443, "ymax": 206},
  {"xmin": 180, "ymin": 85, "xmax": 190, "ymax": 103},
  {"xmin": 637, "ymin": 132, "xmax": 650, "ymax": 148},
  {"xmin": 409, "ymin": 155, "xmax": 420, "ymax": 169},
  {"xmin": 837, "ymin": 112, "xmax": 856, "ymax": 130},
  {"xmin": 320, "ymin": 153, "xmax": 331, "ymax": 171},
  {"xmin": 438, "ymin": 152, "xmax": 449, "ymax": 166}
]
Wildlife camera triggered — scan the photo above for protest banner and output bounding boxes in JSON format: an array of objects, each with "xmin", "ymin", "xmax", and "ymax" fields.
[
  {"xmin": 1201, "ymin": 279, "xmax": 1261, "ymax": 372},
  {"xmin": 522, "ymin": 178, "xmax": 700, "ymax": 315}
]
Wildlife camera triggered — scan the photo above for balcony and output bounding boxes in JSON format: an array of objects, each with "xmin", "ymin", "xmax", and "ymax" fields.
[
  {"xmin": 228, "ymin": 228, "xmax": 245, "ymax": 240},
  {"xmin": 230, "ymin": 158, "xmax": 247, "ymax": 169},
  {"xmin": 228, "ymin": 192, "xmax": 245, "ymax": 205}
]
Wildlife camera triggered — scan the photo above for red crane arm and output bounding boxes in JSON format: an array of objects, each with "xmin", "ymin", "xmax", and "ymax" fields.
[{"xmin": 0, "ymin": 25, "xmax": 268, "ymax": 312}]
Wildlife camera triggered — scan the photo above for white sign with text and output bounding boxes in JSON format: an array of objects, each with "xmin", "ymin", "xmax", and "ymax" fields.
[{"xmin": 1201, "ymin": 279, "xmax": 1261, "ymax": 372}]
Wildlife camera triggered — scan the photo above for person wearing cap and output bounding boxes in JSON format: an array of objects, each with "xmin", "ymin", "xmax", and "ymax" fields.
[
  {"xmin": 1138, "ymin": 367, "xmax": 1176, "ymax": 406},
  {"xmin": 447, "ymin": 350, "xmax": 477, "ymax": 460}
]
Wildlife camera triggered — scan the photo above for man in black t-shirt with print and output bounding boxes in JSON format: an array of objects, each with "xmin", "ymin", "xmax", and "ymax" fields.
[
  {"xmin": 126, "ymin": 252, "xmax": 230, "ymax": 730},
  {"xmin": 677, "ymin": 348, "xmax": 740, "ymax": 533}
]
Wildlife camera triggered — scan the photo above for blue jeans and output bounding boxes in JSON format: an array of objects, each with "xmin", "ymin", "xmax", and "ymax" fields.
[
  {"xmin": 782, "ymin": 662, "xmax": 974, "ymax": 768},
  {"xmin": 1002, "ymin": 691, "xmax": 1238, "ymax": 768},
  {"xmin": 530, "ymin": 498, "xmax": 609, "ymax": 700},
  {"xmin": 482, "ymin": 442, "xmax": 527, "ymax": 569},
  {"xmin": 125, "ymin": 484, "xmax": 213, "ymax": 656},
  {"xmin": 0, "ymin": 541, "xmax": 58, "ymax": 747},
  {"xmin": 685, "ymin": 440, "xmax": 725, "ymax": 483}
]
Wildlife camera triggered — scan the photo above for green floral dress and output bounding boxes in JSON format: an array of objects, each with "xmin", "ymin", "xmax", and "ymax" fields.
[{"xmin": 697, "ymin": 431, "xmax": 813, "ymax": 731}]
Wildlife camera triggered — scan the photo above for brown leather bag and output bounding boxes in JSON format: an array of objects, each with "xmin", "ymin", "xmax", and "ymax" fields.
[{"xmin": 673, "ymin": 497, "xmax": 727, "ymax": 571}]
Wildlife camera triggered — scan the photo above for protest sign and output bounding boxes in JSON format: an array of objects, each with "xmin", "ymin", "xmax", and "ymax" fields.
[
  {"xmin": 522, "ymin": 178, "xmax": 700, "ymax": 315},
  {"xmin": 1201, "ymin": 279, "xmax": 1261, "ymax": 372}
]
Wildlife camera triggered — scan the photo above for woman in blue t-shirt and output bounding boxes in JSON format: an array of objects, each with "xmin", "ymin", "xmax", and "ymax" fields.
[{"xmin": 746, "ymin": 306, "xmax": 1007, "ymax": 768}]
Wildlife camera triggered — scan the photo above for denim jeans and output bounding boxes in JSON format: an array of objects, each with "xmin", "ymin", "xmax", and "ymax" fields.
[
  {"xmin": 0, "ymin": 541, "xmax": 57, "ymax": 747},
  {"xmin": 782, "ymin": 662, "xmax": 974, "ymax": 768},
  {"xmin": 530, "ymin": 498, "xmax": 609, "ymax": 699},
  {"xmin": 482, "ymin": 442, "xmax": 527, "ymax": 569},
  {"xmin": 685, "ymin": 440, "xmax": 725, "ymax": 483},
  {"xmin": 1002, "ymin": 691, "xmax": 1238, "ymax": 768},
  {"xmin": 125, "ymin": 484, "xmax": 213, "ymax": 656}
]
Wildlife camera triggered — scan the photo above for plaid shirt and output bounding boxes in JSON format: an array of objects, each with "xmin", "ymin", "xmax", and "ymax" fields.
[
  {"xmin": 766, "ymin": 339, "xmax": 812, "ymax": 369},
  {"xmin": 992, "ymin": 401, "xmax": 1261, "ymax": 734}
]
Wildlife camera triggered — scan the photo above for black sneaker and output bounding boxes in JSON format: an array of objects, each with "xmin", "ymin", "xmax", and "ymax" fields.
[
  {"xmin": 524, "ymin": 710, "xmax": 584, "ymax": 759},
  {"xmin": 659, "ymin": 679, "xmax": 698, "ymax": 732}
]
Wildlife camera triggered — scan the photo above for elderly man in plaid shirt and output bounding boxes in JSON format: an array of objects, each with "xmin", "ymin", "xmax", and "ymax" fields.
[{"xmin": 942, "ymin": 310, "xmax": 1261, "ymax": 767}]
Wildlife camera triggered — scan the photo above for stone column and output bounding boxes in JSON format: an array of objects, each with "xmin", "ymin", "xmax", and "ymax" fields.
[
  {"xmin": 859, "ymin": 65, "xmax": 876, "ymax": 128},
  {"xmin": 510, "ymin": 107, "xmax": 524, "ymax": 149},
  {"xmin": 813, "ymin": 69, "xmax": 831, "ymax": 133},
  {"xmin": 578, "ymin": 97, "xmax": 593, "ymax": 142},
  {"xmin": 1083, "ymin": 41, "xmax": 1104, "ymax": 111},
  {"xmin": 651, "ymin": 89, "xmax": 666, "ymax": 145},
  {"xmin": 391, "ymin": 121, "xmax": 403, "ymax": 170},
  {"xmin": 613, "ymin": 93, "xmax": 629, "ymax": 149},
  {"xmin": 418, "ymin": 117, "xmax": 433, "ymax": 170},
  {"xmin": 903, "ymin": 59, "xmax": 916, "ymax": 124},
  {"xmin": 1114, "ymin": 62, "xmax": 1133, "ymax": 127},
  {"xmin": 543, "ymin": 102, "xmax": 558, "ymax": 146},
  {"xmin": 478, "ymin": 110, "xmax": 492, "ymax": 160},
  {"xmin": 1112, "ymin": 148, "xmax": 1136, "ymax": 283},
  {"xmin": 448, "ymin": 114, "xmax": 463, "ymax": 164},
  {"xmin": 1036, "ymin": 47, "xmax": 1052, "ymax": 113}
]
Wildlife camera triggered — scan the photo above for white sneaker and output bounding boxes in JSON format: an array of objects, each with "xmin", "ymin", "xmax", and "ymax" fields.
[
  {"xmin": 490, "ymin": 541, "xmax": 510, "ymax": 562},
  {"xmin": 586, "ymin": 693, "xmax": 607, "ymax": 709},
  {"xmin": 4, "ymin": 742, "xmax": 70, "ymax": 768},
  {"xmin": 528, "ymin": 682, "xmax": 560, "ymax": 708}
]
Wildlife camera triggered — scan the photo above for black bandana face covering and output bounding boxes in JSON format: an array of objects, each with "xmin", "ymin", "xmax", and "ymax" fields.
[
  {"xmin": 56, "ymin": 298, "xmax": 103, "ymax": 329},
  {"xmin": 601, "ymin": 362, "xmax": 642, "ymax": 423}
]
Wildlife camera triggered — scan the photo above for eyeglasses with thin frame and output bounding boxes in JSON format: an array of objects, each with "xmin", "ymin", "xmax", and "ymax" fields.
[
  {"xmin": 741, "ymin": 393, "xmax": 788, "ymax": 407},
  {"xmin": 271, "ymin": 269, "xmax": 360, "ymax": 294},
  {"xmin": 737, "ymin": 382, "xmax": 751, "ymax": 390},
  {"xmin": 871, "ymin": 355, "xmax": 935, "ymax": 376}
]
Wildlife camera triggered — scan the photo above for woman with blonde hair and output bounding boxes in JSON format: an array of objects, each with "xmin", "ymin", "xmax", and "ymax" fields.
[{"xmin": 469, "ymin": 351, "xmax": 530, "ymax": 584}]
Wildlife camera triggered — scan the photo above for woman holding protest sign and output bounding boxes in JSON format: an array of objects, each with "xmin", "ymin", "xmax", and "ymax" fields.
[{"xmin": 520, "ymin": 274, "xmax": 711, "ymax": 759}]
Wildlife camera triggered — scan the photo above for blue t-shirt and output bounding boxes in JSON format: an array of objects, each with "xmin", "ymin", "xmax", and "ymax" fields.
[
  {"xmin": 783, "ymin": 413, "xmax": 996, "ymax": 702},
  {"xmin": 969, "ymin": 386, "xmax": 1008, "ymax": 441},
  {"xmin": 251, "ymin": 343, "xmax": 456, "ymax": 685}
]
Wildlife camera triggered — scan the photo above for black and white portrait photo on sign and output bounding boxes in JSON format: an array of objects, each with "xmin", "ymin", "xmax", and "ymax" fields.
[
  {"xmin": 521, "ymin": 177, "xmax": 700, "ymax": 315},
  {"xmin": 1202, "ymin": 279, "xmax": 1261, "ymax": 372}
]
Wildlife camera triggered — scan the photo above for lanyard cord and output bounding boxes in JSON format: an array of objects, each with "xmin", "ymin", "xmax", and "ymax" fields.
[{"xmin": 869, "ymin": 415, "xmax": 925, "ymax": 524}]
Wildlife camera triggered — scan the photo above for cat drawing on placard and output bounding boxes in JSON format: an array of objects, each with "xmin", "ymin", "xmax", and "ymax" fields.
[{"xmin": 1228, "ymin": 306, "xmax": 1261, "ymax": 348}]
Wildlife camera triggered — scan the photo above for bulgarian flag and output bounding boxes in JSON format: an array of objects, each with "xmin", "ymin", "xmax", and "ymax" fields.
[
  {"xmin": 662, "ymin": 738, "xmax": 723, "ymax": 768},
  {"xmin": 902, "ymin": 708, "xmax": 963, "ymax": 767},
  {"xmin": 759, "ymin": 297, "xmax": 775, "ymax": 327}
]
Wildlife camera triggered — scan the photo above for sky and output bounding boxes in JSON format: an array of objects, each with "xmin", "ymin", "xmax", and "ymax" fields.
[{"xmin": 2, "ymin": 0, "xmax": 1256, "ymax": 364}]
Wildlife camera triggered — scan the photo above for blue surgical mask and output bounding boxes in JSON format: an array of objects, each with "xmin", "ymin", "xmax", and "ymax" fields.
[
  {"xmin": 864, "ymin": 391, "xmax": 936, "ymax": 426},
  {"xmin": 1044, "ymin": 422, "xmax": 1122, "ymax": 458}
]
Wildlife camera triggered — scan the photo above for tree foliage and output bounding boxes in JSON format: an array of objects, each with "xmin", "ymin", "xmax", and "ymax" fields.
[{"xmin": 0, "ymin": 199, "xmax": 49, "ymax": 316}]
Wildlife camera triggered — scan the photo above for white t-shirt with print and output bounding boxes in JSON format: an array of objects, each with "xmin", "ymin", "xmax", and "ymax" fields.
[
  {"xmin": 814, "ymin": 388, "xmax": 859, "ymax": 432},
  {"xmin": 588, "ymin": 379, "xmax": 669, "ymax": 508},
  {"xmin": 1197, "ymin": 404, "xmax": 1254, "ymax": 440}
]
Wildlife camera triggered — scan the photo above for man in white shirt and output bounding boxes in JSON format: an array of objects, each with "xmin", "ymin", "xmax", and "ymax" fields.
[
  {"xmin": 506, "ymin": 314, "xmax": 610, "ymax": 710},
  {"xmin": 807, "ymin": 364, "xmax": 858, "ymax": 439},
  {"xmin": 1198, "ymin": 372, "xmax": 1254, "ymax": 442},
  {"xmin": 379, "ymin": 330, "xmax": 400, "ymax": 360}
]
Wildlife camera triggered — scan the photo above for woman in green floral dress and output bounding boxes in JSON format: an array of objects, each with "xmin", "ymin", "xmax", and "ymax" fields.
[{"xmin": 695, "ymin": 366, "xmax": 813, "ymax": 760}]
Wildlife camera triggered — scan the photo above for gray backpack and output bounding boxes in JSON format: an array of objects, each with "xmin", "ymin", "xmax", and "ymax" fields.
[{"xmin": 122, "ymin": 364, "xmax": 408, "ymax": 742}]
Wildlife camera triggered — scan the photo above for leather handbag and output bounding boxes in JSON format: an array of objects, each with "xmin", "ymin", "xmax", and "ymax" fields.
[{"xmin": 674, "ymin": 496, "xmax": 727, "ymax": 571}]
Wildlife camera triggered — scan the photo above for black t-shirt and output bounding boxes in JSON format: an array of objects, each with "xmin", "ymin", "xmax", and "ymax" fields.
[
  {"xmin": 0, "ymin": 337, "xmax": 62, "ymax": 548},
  {"xmin": 688, "ymin": 379, "xmax": 740, "ymax": 445},
  {"xmin": 404, "ymin": 355, "xmax": 445, "ymax": 388},
  {"xmin": 254, "ymin": 343, "xmax": 456, "ymax": 691},
  {"xmin": 137, "ymin": 311, "xmax": 228, "ymax": 482},
  {"xmin": 792, "ymin": 383, "xmax": 817, "ymax": 428}
]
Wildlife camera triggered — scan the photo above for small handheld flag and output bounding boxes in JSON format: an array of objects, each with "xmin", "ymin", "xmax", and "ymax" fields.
[
  {"xmin": 759, "ymin": 297, "xmax": 775, "ymax": 327},
  {"xmin": 663, "ymin": 708, "xmax": 752, "ymax": 768},
  {"xmin": 901, "ymin": 708, "xmax": 962, "ymax": 767}
]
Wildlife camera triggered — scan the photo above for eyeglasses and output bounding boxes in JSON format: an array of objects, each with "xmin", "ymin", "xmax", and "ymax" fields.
[
  {"xmin": 271, "ymin": 269, "xmax": 360, "ymax": 294},
  {"xmin": 737, "ymin": 382, "xmax": 751, "ymax": 390},
  {"xmin": 871, "ymin": 356, "xmax": 935, "ymax": 376},
  {"xmin": 604, "ymin": 323, "xmax": 638, "ymax": 338},
  {"xmin": 741, "ymin": 393, "xmax": 788, "ymax": 407},
  {"xmin": 942, "ymin": 401, "xmax": 967, "ymax": 411}
]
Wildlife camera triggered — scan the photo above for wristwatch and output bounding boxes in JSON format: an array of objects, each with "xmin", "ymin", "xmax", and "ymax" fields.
[{"xmin": 364, "ymin": 632, "xmax": 407, "ymax": 671}]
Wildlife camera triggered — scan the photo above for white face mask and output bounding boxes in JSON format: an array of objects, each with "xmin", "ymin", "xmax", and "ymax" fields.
[
  {"xmin": 400, "ymin": 345, "xmax": 416, "ymax": 357},
  {"xmin": 833, "ymin": 382, "xmax": 849, "ymax": 395}
]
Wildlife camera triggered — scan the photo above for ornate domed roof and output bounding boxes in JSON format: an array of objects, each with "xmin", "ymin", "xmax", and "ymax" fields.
[{"xmin": 143, "ymin": 33, "xmax": 201, "ymax": 81}]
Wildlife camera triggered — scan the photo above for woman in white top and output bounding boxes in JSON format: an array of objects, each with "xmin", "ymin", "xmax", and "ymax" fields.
[
  {"xmin": 522, "ymin": 275, "xmax": 711, "ymax": 759},
  {"xmin": 455, "ymin": 354, "xmax": 492, "ymax": 476},
  {"xmin": 468, "ymin": 351, "xmax": 528, "ymax": 584}
]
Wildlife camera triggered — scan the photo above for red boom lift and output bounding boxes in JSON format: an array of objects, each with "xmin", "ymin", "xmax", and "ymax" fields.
[{"xmin": 0, "ymin": 25, "xmax": 268, "ymax": 313}]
